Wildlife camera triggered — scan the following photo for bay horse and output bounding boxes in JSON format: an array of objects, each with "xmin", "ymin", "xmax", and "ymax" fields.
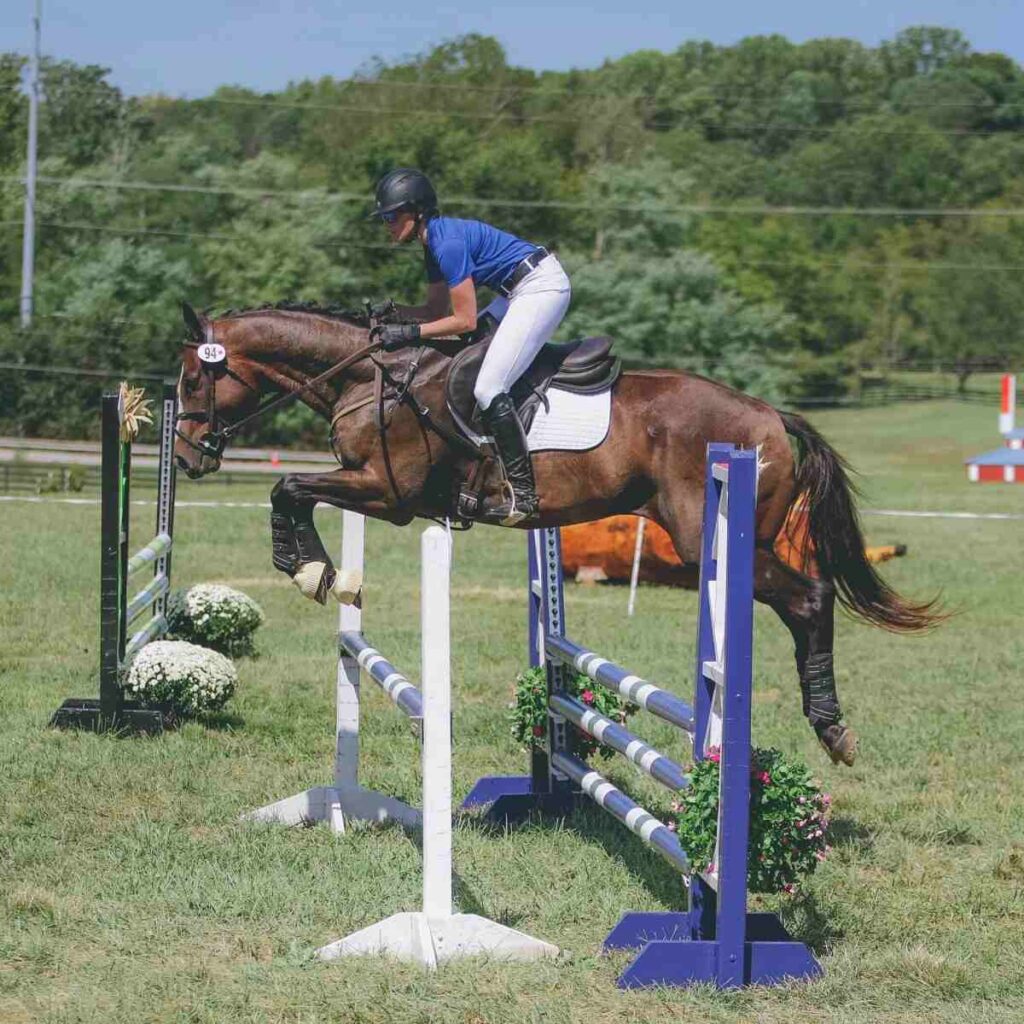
[{"xmin": 174, "ymin": 302, "xmax": 940, "ymax": 766}]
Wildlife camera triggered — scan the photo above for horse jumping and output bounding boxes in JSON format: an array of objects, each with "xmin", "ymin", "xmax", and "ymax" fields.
[{"xmin": 173, "ymin": 302, "xmax": 940, "ymax": 765}]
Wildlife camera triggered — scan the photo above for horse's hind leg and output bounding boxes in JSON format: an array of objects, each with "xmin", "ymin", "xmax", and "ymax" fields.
[{"xmin": 754, "ymin": 548, "xmax": 858, "ymax": 766}]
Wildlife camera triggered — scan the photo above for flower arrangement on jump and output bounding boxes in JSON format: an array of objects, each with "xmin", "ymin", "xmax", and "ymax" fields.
[
  {"xmin": 122, "ymin": 640, "xmax": 237, "ymax": 717},
  {"xmin": 510, "ymin": 665, "xmax": 637, "ymax": 760},
  {"xmin": 166, "ymin": 583, "xmax": 264, "ymax": 656},
  {"xmin": 672, "ymin": 746, "xmax": 831, "ymax": 894}
]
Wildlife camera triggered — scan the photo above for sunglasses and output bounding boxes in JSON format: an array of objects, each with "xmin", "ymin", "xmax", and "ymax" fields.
[{"xmin": 381, "ymin": 210, "xmax": 400, "ymax": 224}]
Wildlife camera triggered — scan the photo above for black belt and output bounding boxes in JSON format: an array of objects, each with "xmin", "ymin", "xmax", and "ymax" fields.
[{"xmin": 497, "ymin": 247, "xmax": 550, "ymax": 297}]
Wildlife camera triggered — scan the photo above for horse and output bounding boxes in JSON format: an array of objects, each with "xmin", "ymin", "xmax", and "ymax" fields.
[{"xmin": 173, "ymin": 301, "xmax": 941, "ymax": 766}]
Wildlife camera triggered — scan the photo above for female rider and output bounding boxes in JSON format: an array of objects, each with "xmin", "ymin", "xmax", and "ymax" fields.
[{"xmin": 368, "ymin": 167, "xmax": 571, "ymax": 524}]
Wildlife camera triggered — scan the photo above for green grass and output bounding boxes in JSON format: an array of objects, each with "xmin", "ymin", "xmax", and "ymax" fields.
[{"xmin": 2, "ymin": 399, "xmax": 1024, "ymax": 1023}]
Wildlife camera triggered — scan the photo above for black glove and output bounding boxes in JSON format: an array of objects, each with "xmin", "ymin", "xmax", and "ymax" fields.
[
  {"xmin": 366, "ymin": 298, "xmax": 396, "ymax": 320},
  {"xmin": 379, "ymin": 323, "xmax": 421, "ymax": 352}
]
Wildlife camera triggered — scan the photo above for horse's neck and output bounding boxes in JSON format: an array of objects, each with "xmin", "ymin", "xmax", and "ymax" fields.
[{"xmin": 241, "ymin": 313, "xmax": 372, "ymax": 416}]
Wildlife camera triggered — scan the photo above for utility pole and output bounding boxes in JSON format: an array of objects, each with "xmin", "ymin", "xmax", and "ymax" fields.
[{"xmin": 20, "ymin": 0, "xmax": 41, "ymax": 328}]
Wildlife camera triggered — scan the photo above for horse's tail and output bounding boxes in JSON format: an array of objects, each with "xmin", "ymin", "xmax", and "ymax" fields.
[{"xmin": 779, "ymin": 410, "xmax": 943, "ymax": 632}]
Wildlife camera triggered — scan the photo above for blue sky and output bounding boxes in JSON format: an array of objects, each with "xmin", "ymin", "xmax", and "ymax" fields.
[{"xmin": 1, "ymin": 0, "xmax": 1021, "ymax": 97}]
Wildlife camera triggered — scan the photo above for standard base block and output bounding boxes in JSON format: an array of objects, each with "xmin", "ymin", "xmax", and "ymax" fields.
[
  {"xmin": 316, "ymin": 911, "xmax": 558, "ymax": 968},
  {"xmin": 49, "ymin": 698, "xmax": 171, "ymax": 735},
  {"xmin": 461, "ymin": 775, "xmax": 573, "ymax": 823},
  {"xmin": 605, "ymin": 910, "xmax": 822, "ymax": 989},
  {"xmin": 243, "ymin": 785, "xmax": 421, "ymax": 832}
]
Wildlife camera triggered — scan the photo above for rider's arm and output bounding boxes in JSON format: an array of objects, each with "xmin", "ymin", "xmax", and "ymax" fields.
[
  {"xmin": 418, "ymin": 278, "xmax": 477, "ymax": 339},
  {"xmin": 395, "ymin": 281, "xmax": 449, "ymax": 322}
]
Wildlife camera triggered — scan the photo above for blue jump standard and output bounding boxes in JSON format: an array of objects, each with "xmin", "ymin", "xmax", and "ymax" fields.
[{"xmin": 462, "ymin": 444, "xmax": 822, "ymax": 989}]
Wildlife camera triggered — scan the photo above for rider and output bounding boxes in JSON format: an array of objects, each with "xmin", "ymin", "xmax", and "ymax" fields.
[{"xmin": 368, "ymin": 167, "xmax": 571, "ymax": 524}]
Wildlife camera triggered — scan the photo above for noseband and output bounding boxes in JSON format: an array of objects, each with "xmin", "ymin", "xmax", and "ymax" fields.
[{"xmin": 177, "ymin": 321, "xmax": 384, "ymax": 461}]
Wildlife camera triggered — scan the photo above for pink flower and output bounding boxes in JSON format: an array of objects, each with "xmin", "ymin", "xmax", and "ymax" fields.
[
  {"xmin": 705, "ymin": 747, "xmax": 721, "ymax": 763},
  {"xmin": 532, "ymin": 725, "xmax": 545, "ymax": 737},
  {"xmin": 815, "ymin": 850, "xmax": 827, "ymax": 861},
  {"xmin": 783, "ymin": 883, "xmax": 796, "ymax": 895},
  {"xmin": 821, "ymin": 793, "xmax": 832, "ymax": 806},
  {"xmin": 798, "ymin": 796, "xmax": 807, "ymax": 805},
  {"xmin": 759, "ymin": 771, "xmax": 771, "ymax": 784},
  {"xmin": 666, "ymin": 821, "xmax": 677, "ymax": 832},
  {"xmin": 581, "ymin": 689, "xmax": 595, "ymax": 705}
]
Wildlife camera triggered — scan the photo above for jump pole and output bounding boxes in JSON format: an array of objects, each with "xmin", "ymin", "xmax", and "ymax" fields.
[
  {"xmin": 627, "ymin": 516, "xmax": 646, "ymax": 617},
  {"xmin": 244, "ymin": 511, "xmax": 421, "ymax": 831},
  {"xmin": 51, "ymin": 382, "xmax": 178, "ymax": 733},
  {"xmin": 315, "ymin": 526, "xmax": 559, "ymax": 966}
]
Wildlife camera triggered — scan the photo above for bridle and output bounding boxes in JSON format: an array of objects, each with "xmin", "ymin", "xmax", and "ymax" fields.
[{"xmin": 176, "ymin": 320, "xmax": 384, "ymax": 462}]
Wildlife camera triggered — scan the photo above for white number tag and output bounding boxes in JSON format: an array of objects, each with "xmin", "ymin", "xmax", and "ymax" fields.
[{"xmin": 198, "ymin": 343, "xmax": 226, "ymax": 363}]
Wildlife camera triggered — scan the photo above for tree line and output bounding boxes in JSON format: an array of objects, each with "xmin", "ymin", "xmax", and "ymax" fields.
[{"xmin": 1, "ymin": 27, "xmax": 1023, "ymax": 439}]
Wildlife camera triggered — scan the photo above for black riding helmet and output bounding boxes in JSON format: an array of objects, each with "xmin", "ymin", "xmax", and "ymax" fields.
[{"xmin": 368, "ymin": 168, "xmax": 438, "ymax": 219}]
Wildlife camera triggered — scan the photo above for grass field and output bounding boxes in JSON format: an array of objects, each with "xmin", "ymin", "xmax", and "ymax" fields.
[{"xmin": 2, "ymin": 399, "xmax": 1024, "ymax": 1024}]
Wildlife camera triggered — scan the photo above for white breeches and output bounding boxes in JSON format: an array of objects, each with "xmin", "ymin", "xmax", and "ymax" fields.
[{"xmin": 473, "ymin": 255, "xmax": 571, "ymax": 411}]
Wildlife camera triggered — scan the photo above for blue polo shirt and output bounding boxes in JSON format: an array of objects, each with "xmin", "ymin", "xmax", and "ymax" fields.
[{"xmin": 424, "ymin": 216, "xmax": 538, "ymax": 291}]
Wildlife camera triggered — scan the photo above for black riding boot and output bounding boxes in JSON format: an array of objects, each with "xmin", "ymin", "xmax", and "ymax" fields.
[{"xmin": 481, "ymin": 392, "xmax": 539, "ymax": 525}]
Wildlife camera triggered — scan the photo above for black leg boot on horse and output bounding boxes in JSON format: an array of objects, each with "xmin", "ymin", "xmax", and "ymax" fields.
[
  {"xmin": 481, "ymin": 393, "xmax": 539, "ymax": 526},
  {"xmin": 270, "ymin": 478, "xmax": 362, "ymax": 606}
]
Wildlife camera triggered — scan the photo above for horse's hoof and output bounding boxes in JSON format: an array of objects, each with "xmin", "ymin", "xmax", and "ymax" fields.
[
  {"xmin": 331, "ymin": 568, "xmax": 363, "ymax": 607},
  {"xmin": 817, "ymin": 723, "xmax": 858, "ymax": 766},
  {"xmin": 292, "ymin": 561, "xmax": 332, "ymax": 605}
]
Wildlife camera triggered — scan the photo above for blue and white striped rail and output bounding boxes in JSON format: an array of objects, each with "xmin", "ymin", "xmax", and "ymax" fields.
[
  {"xmin": 125, "ymin": 573, "xmax": 170, "ymax": 625},
  {"xmin": 550, "ymin": 751, "xmax": 690, "ymax": 874},
  {"xmin": 125, "ymin": 531, "xmax": 172, "ymax": 577},
  {"xmin": 125, "ymin": 613, "xmax": 168, "ymax": 659},
  {"xmin": 339, "ymin": 630, "xmax": 424, "ymax": 721},
  {"xmin": 546, "ymin": 634, "xmax": 696, "ymax": 735},
  {"xmin": 549, "ymin": 693, "xmax": 690, "ymax": 792},
  {"xmin": 465, "ymin": 445, "xmax": 822, "ymax": 989}
]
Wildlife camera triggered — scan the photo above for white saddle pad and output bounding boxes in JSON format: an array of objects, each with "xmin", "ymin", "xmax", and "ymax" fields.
[{"xmin": 526, "ymin": 386, "xmax": 612, "ymax": 453}]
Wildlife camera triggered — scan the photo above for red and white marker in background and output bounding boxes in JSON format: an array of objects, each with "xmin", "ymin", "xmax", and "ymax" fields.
[
  {"xmin": 270, "ymin": 450, "xmax": 281, "ymax": 467},
  {"xmin": 999, "ymin": 375, "xmax": 1023, "ymax": 449},
  {"xmin": 1000, "ymin": 374, "xmax": 1016, "ymax": 437}
]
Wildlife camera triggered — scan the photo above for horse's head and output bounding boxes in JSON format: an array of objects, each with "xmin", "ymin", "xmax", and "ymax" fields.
[{"xmin": 174, "ymin": 303, "xmax": 261, "ymax": 479}]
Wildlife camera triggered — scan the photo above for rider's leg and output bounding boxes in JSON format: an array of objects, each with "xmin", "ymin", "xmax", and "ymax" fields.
[{"xmin": 473, "ymin": 259, "xmax": 571, "ymax": 524}]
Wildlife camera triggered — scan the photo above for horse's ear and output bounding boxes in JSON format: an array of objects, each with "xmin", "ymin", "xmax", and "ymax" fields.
[{"xmin": 181, "ymin": 302, "xmax": 206, "ymax": 343}]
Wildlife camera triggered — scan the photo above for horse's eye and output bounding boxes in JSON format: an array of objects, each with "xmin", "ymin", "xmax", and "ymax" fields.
[{"xmin": 183, "ymin": 377, "xmax": 200, "ymax": 397}]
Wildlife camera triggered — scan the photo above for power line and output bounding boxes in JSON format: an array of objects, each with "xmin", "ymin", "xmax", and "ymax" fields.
[
  {"xmin": 7, "ymin": 216, "xmax": 1024, "ymax": 272},
  {"xmin": 26, "ymin": 217, "xmax": 410, "ymax": 251},
  {"xmin": 183, "ymin": 74, "xmax": 1021, "ymax": 113},
  {"xmin": 10, "ymin": 174, "xmax": 1024, "ymax": 218},
  {"xmin": 0, "ymin": 360, "xmax": 168, "ymax": 381},
  {"xmin": 184, "ymin": 94, "xmax": 1018, "ymax": 137}
]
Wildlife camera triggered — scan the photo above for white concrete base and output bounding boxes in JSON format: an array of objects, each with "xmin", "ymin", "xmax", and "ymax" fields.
[
  {"xmin": 316, "ymin": 911, "xmax": 559, "ymax": 967},
  {"xmin": 243, "ymin": 784, "xmax": 421, "ymax": 832}
]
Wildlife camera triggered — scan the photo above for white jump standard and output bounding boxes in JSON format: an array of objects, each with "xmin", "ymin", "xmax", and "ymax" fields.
[
  {"xmin": 247, "ymin": 518, "xmax": 558, "ymax": 967},
  {"xmin": 245, "ymin": 512, "xmax": 420, "ymax": 830}
]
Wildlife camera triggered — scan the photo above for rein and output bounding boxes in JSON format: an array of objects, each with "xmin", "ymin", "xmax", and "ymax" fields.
[{"xmin": 177, "ymin": 330, "xmax": 384, "ymax": 460}]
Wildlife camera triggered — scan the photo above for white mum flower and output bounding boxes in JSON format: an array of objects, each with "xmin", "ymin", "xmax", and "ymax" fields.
[
  {"xmin": 123, "ymin": 640, "xmax": 237, "ymax": 716},
  {"xmin": 166, "ymin": 584, "xmax": 264, "ymax": 655}
]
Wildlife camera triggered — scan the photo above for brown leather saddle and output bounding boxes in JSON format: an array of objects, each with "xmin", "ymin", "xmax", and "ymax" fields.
[{"xmin": 445, "ymin": 334, "xmax": 622, "ymax": 448}]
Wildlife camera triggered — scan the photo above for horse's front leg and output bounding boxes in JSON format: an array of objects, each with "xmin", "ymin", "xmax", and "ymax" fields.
[{"xmin": 270, "ymin": 469, "xmax": 394, "ymax": 605}]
